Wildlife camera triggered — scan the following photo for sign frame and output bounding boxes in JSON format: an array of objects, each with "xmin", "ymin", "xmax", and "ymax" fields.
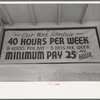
[{"xmin": 0, "ymin": 26, "xmax": 100, "ymax": 64}]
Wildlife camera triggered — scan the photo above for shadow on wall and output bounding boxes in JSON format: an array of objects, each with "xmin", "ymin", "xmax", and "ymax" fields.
[{"xmin": 51, "ymin": 68, "xmax": 100, "ymax": 81}]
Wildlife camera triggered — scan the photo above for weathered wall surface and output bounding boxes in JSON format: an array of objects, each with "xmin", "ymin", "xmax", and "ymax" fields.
[
  {"xmin": 0, "ymin": 22, "xmax": 100, "ymax": 81},
  {"xmin": 0, "ymin": 26, "xmax": 1, "ymax": 47}
]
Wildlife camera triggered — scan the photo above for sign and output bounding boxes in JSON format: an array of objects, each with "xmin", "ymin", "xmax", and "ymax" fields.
[{"xmin": 0, "ymin": 27, "xmax": 100, "ymax": 64}]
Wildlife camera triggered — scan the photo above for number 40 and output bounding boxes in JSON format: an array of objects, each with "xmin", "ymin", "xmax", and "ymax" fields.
[{"xmin": 8, "ymin": 38, "xmax": 18, "ymax": 45}]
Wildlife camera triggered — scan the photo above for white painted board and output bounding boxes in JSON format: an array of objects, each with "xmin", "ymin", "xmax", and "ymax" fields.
[{"xmin": 0, "ymin": 27, "xmax": 100, "ymax": 64}]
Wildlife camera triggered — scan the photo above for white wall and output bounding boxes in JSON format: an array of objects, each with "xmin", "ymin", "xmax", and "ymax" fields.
[{"xmin": 0, "ymin": 22, "xmax": 100, "ymax": 81}]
